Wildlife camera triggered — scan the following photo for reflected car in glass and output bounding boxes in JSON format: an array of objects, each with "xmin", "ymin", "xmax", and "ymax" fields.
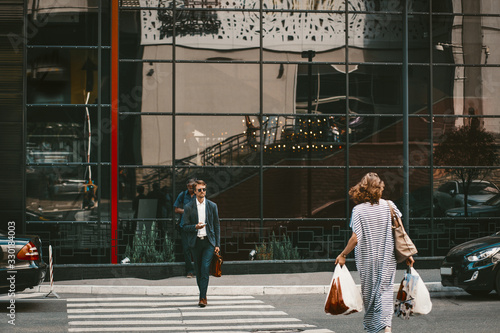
[
  {"xmin": 446, "ymin": 194, "xmax": 500, "ymax": 217},
  {"xmin": 440, "ymin": 231, "xmax": 500, "ymax": 296},
  {"xmin": 0, "ymin": 229, "xmax": 47, "ymax": 294},
  {"xmin": 433, "ymin": 180, "xmax": 499, "ymax": 216}
]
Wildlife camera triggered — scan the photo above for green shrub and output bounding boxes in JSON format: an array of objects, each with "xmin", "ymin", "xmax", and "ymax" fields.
[
  {"xmin": 255, "ymin": 232, "xmax": 301, "ymax": 260},
  {"xmin": 124, "ymin": 222, "xmax": 175, "ymax": 263}
]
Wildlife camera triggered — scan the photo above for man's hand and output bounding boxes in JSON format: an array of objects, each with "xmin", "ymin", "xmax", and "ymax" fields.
[
  {"xmin": 195, "ymin": 222, "xmax": 206, "ymax": 229},
  {"xmin": 215, "ymin": 247, "xmax": 220, "ymax": 254}
]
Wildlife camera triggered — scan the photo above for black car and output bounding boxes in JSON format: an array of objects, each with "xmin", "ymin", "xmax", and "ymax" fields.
[
  {"xmin": 0, "ymin": 229, "xmax": 47, "ymax": 294},
  {"xmin": 440, "ymin": 231, "xmax": 500, "ymax": 296},
  {"xmin": 446, "ymin": 193, "xmax": 500, "ymax": 217}
]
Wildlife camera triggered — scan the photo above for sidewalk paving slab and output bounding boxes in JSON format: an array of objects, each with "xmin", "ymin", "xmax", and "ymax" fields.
[{"xmin": 33, "ymin": 269, "xmax": 463, "ymax": 295}]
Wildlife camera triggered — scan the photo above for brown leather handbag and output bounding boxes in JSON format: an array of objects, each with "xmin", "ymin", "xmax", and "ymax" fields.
[
  {"xmin": 210, "ymin": 252, "xmax": 223, "ymax": 277},
  {"xmin": 389, "ymin": 204, "xmax": 418, "ymax": 263}
]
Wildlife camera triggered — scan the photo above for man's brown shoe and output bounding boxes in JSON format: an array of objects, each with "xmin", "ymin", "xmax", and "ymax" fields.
[{"xmin": 198, "ymin": 298, "xmax": 207, "ymax": 307}]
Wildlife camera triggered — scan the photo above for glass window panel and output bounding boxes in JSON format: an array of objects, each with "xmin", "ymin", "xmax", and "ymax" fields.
[
  {"xmin": 27, "ymin": 106, "xmax": 110, "ymax": 163},
  {"xmin": 481, "ymin": 1, "xmax": 500, "ymax": 15},
  {"xmin": 349, "ymin": 116, "xmax": 404, "ymax": 166},
  {"xmin": 116, "ymin": 166, "xmax": 174, "ymax": 261},
  {"xmin": 434, "ymin": 117, "xmax": 500, "ymax": 166},
  {"xmin": 26, "ymin": 220, "xmax": 112, "ymax": 264},
  {"xmin": 433, "ymin": 15, "xmax": 496, "ymax": 66},
  {"xmin": 407, "ymin": 169, "xmax": 433, "ymax": 219},
  {"xmin": 348, "ymin": 14, "xmax": 403, "ymax": 63},
  {"xmin": 175, "ymin": 115, "xmax": 260, "ymax": 166},
  {"xmin": 119, "ymin": 62, "xmax": 171, "ymax": 114},
  {"xmin": 175, "ymin": 63, "xmax": 259, "ymax": 114},
  {"xmin": 433, "ymin": 65, "xmax": 500, "ymax": 122},
  {"xmin": 409, "ymin": 13, "xmax": 430, "ymax": 63},
  {"xmin": 26, "ymin": 165, "xmax": 105, "ymax": 222},
  {"xmin": 264, "ymin": 168, "xmax": 346, "ymax": 219},
  {"xmin": 262, "ymin": 10, "xmax": 345, "ymax": 61},
  {"xmin": 347, "ymin": 64, "xmax": 402, "ymax": 109},
  {"xmin": 27, "ymin": 0, "xmax": 107, "ymax": 46},
  {"xmin": 409, "ymin": 1, "xmax": 430, "ymax": 14},
  {"xmin": 27, "ymin": 48, "xmax": 110, "ymax": 105},
  {"xmin": 433, "ymin": 168, "xmax": 500, "ymax": 218},
  {"xmin": 431, "ymin": 65, "xmax": 456, "ymax": 117},
  {"xmin": 260, "ymin": 114, "xmax": 346, "ymax": 167},
  {"xmin": 431, "ymin": 2, "xmax": 500, "ymax": 15},
  {"xmin": 257, "ymin": 219, "xmax": 350, "ymax": 260},
  {"xmin": 409, "ymin": 65, "xmax": 430, "ymax": 115},
  {"xmin": 348, "ymin": 1, "xmax": 402, "ymax": 12},
  {"xmin": 432, "ymin": 15, "xmax": 460, "ymax": 64},
  {"xmin": 119, "ymin": 166, "xmax": 174, "ymax": 216},
  {"xmin": 119, "ymin": 8, "xmax": 146, "ymax": 59},
  {"xmin": 409, "ymin": 116, "xmax": 431, "ymax": 167},
  {"xmin": 293, "ymin": 64, "xmax": 348, "ymax": 110},
  {"xmin": 119, "ymin": 114, "xmax": 172, "ymax": 166},
  {"xmin": 146, "ymin": 4, "xmax": 260, "ymax": 61},
  {"xmin": 174, "ymin": 167, "xmax": 260, "ymax": 219}
]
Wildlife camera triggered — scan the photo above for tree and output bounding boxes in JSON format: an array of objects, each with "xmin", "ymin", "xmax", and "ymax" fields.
[{"xmin": 434, "ymin": 125, "xmax": 499, "ymax": 216}]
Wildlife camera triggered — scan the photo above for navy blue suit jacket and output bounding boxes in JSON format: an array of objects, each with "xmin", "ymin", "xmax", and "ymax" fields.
[{"xmin": 182, "ymin": 198, "xmax": 220, "ymax": 249}]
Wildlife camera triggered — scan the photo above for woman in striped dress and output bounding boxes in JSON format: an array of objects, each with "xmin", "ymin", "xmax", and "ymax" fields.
[{"xmin": 335, "ymin": 173, "xmax": 414, "ymax": 333}]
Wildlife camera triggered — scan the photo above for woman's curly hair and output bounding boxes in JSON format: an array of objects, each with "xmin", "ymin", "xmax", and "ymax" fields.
[{"xmin": 349, "ymin": 172, "xmax": 385, "ymax": 205}]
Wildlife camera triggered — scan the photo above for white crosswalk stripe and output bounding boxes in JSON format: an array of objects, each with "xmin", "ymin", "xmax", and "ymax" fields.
[{"xmin": 66, "ymin": 295, "xmax": 335, "ymax": 333}]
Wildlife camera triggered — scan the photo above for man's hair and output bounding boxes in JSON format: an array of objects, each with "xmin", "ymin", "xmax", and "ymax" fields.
[
  {"xmin": 349, "ymin": 172, "xmax": 384, "ymax": 205},
  {"xmin": 186, "ymin": 178, "xmax": 197, "ymax": 185},
  {"xmin": 194, "ymin": 179, "xmax": 207, "ymax": 187}
]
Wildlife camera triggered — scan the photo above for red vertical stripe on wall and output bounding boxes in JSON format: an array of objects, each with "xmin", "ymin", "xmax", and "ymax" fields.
[{"xmin": 111, "ymin": 0, "xmax": 119, "ymax": 264}]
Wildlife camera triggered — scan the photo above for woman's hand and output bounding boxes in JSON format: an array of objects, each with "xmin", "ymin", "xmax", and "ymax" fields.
[
  {"xmin": 406, "ymin": 256, "xmax": 415, "ymax": 267},
  {"xmin": 335, "ymin": 254, "xmax": 346, "ymax": 266}
]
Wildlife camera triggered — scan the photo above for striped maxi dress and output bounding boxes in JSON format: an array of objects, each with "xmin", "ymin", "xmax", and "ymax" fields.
[{"xmin": 350, "ymin": 199, "xmax": 399, "ymax": 333}]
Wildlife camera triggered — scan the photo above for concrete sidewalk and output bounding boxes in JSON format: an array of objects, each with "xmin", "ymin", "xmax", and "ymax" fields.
[{"xmin": 34, "ymin": 269, "xmax": 462, "ymax": 296}]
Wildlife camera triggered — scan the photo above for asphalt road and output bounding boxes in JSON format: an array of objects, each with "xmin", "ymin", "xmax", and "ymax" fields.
[
  {"xmin": 257, "ymin": 291, "xmax": 500, "ymax": 333},
  {"xmin": 0, "ymin": 291, "xmax": 498, "ymax": 333}
]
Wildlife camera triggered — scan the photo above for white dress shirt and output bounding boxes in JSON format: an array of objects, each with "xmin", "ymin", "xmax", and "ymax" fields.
[{"xmin": 196, "ymin": 199, "xmax": 207, "ymax": 238}]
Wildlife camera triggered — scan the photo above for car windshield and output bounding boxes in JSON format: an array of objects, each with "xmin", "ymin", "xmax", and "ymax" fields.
[
  {"xmin": 458, "ymin": 182, "xmax": 499, "ymax": 195},
  {"xmin": 484, "ymin": 194, "xmax": 500, "ymax": 206}
]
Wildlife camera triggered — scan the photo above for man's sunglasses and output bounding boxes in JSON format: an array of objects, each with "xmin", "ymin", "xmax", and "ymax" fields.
[{"xmin": 197, "ymin": 188, "xmax": 206, "ymax": 192}]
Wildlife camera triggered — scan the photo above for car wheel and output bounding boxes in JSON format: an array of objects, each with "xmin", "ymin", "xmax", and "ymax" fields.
[{"xmin": 465, "ymin": 289, "xmax": 491, "ymax": 297}]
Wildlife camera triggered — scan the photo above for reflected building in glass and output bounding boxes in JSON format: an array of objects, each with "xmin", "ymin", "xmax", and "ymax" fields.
[{"xmin": 1, "ymin": 0, "xmax": 499, "ymax": 264}]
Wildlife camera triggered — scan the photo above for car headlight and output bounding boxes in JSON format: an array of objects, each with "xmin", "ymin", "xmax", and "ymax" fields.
[{"xmin": 467, "ymin": 247, "xmax": 500, "ymax": 262}]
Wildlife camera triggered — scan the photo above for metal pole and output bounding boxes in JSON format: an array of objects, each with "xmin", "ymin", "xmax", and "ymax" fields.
[
  {"xmin": 403, "ymin": 0, "xmax": 410, "ymax": 230},
  {"xmin": 302, "ymin": 50, "xmax": 315, "ymax": 218},
  {"xmin": 259, "ymin": 0, "xmax": 264, "ymax": 241}
]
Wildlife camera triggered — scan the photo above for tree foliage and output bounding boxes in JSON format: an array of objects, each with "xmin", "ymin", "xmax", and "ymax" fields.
[{"xmin": 434, "ymin": 125, "xmax": 499, "ymax": 215}]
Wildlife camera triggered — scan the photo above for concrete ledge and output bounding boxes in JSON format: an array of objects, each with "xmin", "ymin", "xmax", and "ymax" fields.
[
  {"xmin": 35, "ymin": 282, "xmax": 460, "ymax": 296},
  {"xmin": 53, "ymin": 257, "xmax": 444, "ymax": 282}
]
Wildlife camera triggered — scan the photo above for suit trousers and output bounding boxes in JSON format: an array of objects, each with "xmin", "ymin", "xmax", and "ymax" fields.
[
  {"xmin": 190, "ymin": 238, "xmax": 214, "ymax": 299},
  {"xmin": 181, "ymin": 230, "xmax": 194, "ymax": 275}
]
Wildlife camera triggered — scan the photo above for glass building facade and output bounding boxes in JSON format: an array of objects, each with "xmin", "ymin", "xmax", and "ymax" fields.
[{"xmin": 3, "ymin": 0, "xmax": 499, "ymax": 264}]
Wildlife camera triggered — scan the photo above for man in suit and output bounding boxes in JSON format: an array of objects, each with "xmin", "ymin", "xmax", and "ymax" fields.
[{"xmin": 182, "ymin": 179, "xmax": 220, "ymax": 307}]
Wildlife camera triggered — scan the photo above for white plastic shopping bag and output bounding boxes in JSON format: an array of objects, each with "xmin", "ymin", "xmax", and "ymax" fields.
[
  {"xmin": 324, "ymin": 264, "xmax": 363, "ymax": 315},
  {"xmin": 409, "ymin": 267, "xmax": 432, "ymax": 315},
  {"xmin": 395, "ymin": 267, "xmax": 432, "ymax": 319}
]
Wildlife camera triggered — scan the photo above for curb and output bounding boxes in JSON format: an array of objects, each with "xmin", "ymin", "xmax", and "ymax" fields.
[{"xmin": 35, "ymin": 282, "xmax": 462, "ymax": 296}]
